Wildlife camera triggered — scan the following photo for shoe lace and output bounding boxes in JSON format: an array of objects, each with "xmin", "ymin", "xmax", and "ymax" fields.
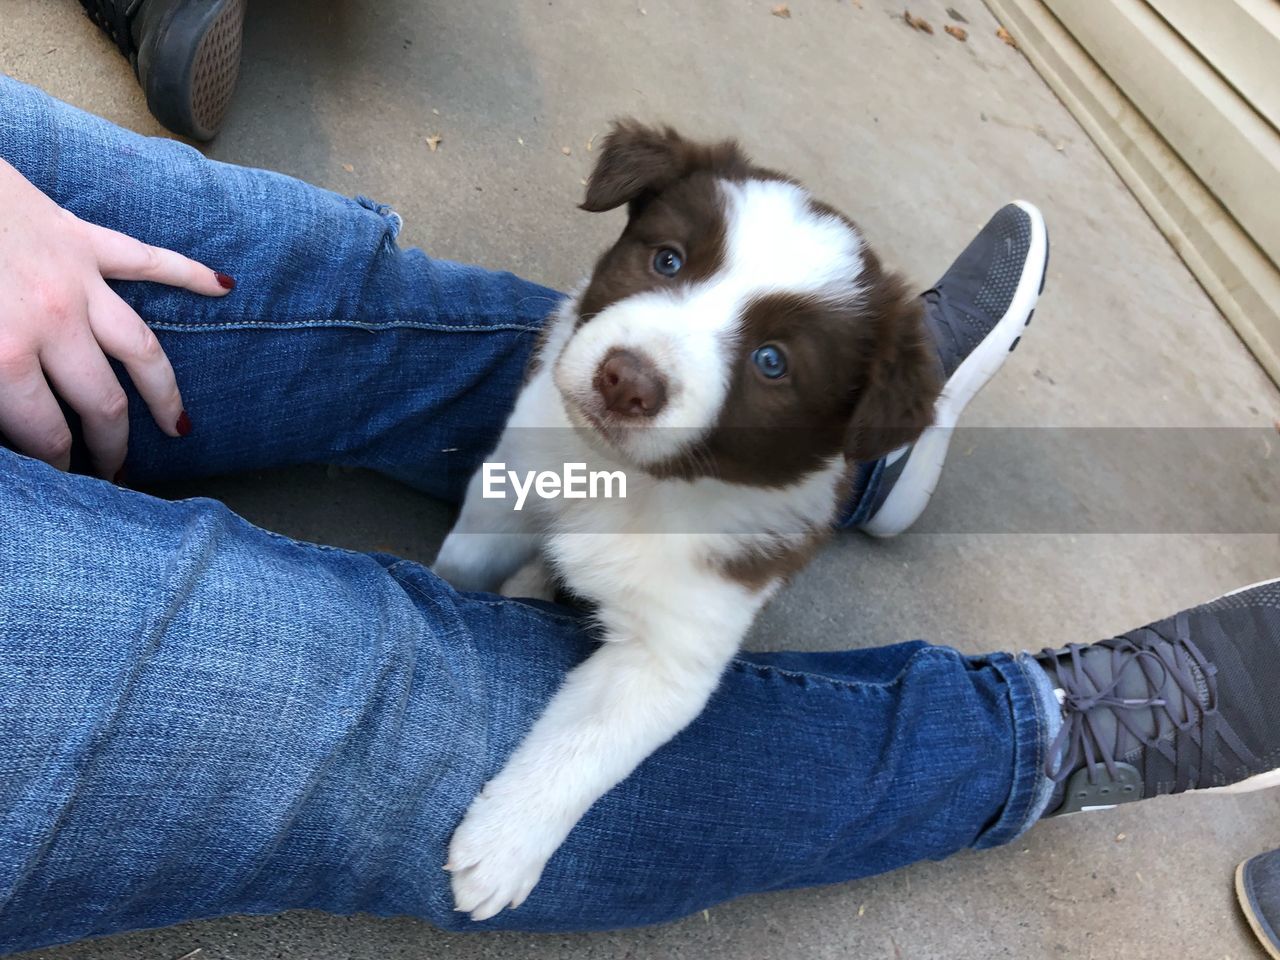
[
  {"xmin": 78, "ymin": 0, "xmax": 143, "ymax": 56},
  {"xmin": 1042, "ymin": 612, "xmax": 1258, "ymax": 792}
]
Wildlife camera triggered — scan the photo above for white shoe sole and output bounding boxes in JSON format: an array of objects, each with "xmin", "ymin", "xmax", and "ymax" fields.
[
  {"xmin": 1236, "ymin": 858, "xmax": 1280, "ymax": 960},
  {"xmin": 1207, "ymin": 767, "xmax": 1280, "ymax": 795},
  {"xmin": 861, "ymin": 200, "xmax": 1049, "ymax": 538}
]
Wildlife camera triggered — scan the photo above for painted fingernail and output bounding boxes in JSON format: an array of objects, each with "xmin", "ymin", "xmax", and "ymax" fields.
[
  {"xmin": 215, "ymin": 271, "xmax": 236, "ymax": 290},
  {"xmin": 176, "ymin": 411, "xmax": 193, "ymax": 437},
  {"xmin": 113, "ymin": 467, "xmax": 128, "ymax": 486}
]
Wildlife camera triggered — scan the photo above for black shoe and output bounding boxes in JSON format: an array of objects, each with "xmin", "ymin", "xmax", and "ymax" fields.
[
  {"xmin": 1238, "ymin": 848, "xmax": 1280, "ymax": 960},
  {"xmin": 1037, "ymin": 578, "xmax": 1280, "ymax": 817},
  {"xmin": 842, "ymin": 201, "xmax": 1049, "ymax": 536},
  {"xmin": 79, "ymin": 0, "xmax": 245, "ymax": 140}
]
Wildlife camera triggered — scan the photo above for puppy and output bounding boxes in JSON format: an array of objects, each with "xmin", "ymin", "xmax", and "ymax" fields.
[{"xmin": 434, "ymin": 120, "xmax": 941, "ymax": 920}]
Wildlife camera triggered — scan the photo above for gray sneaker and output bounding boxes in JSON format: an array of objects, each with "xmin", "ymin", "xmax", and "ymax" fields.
[
  {"xmin": 850, "ymin": 200, "xmax": 1049, "ymax": 536},
  {"xmin": 79, "ymin": 0, "xmax": 245, "ymax": 140},
  {"xmin": 1238, "ymin": 848, "xmax": 1280, "ymax": 959},
  {"xmin": 1037, "ymin": 578, "xmax": 1280, "ymax": 816}
]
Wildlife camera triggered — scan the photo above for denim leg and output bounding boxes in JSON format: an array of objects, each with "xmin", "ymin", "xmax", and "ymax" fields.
[
  {"xmin": 0, "ymin": 74, "xmax": 560, "ymax": 501},
  {"xmin": 0, "ymin": 447, "xmax": 1051, "ymax": 951}
]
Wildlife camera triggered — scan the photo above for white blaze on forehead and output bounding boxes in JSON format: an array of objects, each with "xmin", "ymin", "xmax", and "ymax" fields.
[
  {"xmin": 648, "ymin": 178, "xmax": 866, "ymax": 367},
  {"xmin": 719, "ymin": 178, "xmax": 864, "ymax": 298}
]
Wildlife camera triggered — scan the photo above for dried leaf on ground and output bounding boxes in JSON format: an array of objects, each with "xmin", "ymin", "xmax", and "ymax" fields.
[
  {"xmin": 771, "ymin": 4, "xmax": 791, "ymax": 19},
  {"xmin": 945, "ymin": 24, "xmax": 967, "ymax": 40},
  {"xmin": 425, "ymin": 134, "xmax": 442, "ymax": 152},
  {"xmin": 341, "ymin": 163, "xmax": 354, "ymax": 173},
  {"xmin": 996, "ymin": 25, "xmax": 1017, "ymax": 47},
  {"xmin": 946, "ymin": 6, "xmax": 968, "ymax": 22},
  {"xmin": 903, "ymin": 9, "xmax": 934, "ymax": 33}
]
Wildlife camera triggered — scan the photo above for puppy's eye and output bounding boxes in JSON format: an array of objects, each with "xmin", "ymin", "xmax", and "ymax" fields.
[
  {"xmin": 653, "ymin": 248, "xmax": 684, "ymax": 277},
  {"xmin": 752, "ymin": 344, "xmax": 788, "ymax": 380}
]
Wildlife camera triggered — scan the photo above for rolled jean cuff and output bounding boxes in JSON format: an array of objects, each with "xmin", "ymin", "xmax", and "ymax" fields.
[{"xmin": 970, "ymin": 651, "xmax": 1061, "ymax": 849}]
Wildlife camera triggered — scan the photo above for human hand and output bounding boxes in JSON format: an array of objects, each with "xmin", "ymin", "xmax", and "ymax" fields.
[{"xmin": 0, "ymin": 157, "xmax": 233, "ymax": 479}]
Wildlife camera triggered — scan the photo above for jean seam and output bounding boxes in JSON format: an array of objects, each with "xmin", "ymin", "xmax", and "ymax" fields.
[
  {"xmin": 273, "ymin": 546, "xmax": 956, "ymax": 695},
  {"xmin": 383, "ymin": 564, "xmax": 590, "ymax": 629},
  {"xmin": 728, "ymin": 647, "xmax": 954, "ymax": 694},
  {"xmin": 145, "ymin": 319, "xmax": 546, "ymax": 334},
  {"xmin": 381, "ymin": 573, "xmax": 955, "ymax": 693},
  {"xmin": 253, "ymin": 526, "xmax": 370, "ymax": 556}
]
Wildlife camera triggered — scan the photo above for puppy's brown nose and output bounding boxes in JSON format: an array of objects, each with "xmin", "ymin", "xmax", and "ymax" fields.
[{"xmin": 593, "ymin": 350, "xmax": 667, "ymax": 418}]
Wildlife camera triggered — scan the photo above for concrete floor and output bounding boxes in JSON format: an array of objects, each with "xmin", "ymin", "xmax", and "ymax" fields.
[{"xmin": 5, "ymin": 0, "xmax": 1280, "ymax": 957}]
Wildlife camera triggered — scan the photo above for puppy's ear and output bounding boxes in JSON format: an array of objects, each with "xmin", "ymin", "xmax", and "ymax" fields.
[
  {"xmin": 581, "ymin": 119, "xmax": 748, "ymax": 214},
  {"xmin": 844, "ymin": 274, "xmax": 942, "ymax": 462},
  {"xmin": 580, "ymin": 120, "xmax": 689, "ymax": 213}
]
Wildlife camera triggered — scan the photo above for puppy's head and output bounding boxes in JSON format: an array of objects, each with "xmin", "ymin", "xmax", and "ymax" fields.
[{"xmin": 552, "ymin": 119, "xmax": 940, "ymax": 486}]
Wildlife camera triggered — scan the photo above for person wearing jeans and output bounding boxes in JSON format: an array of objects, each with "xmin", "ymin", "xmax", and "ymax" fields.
[{"xmin": 1, "ymin": 74, "xmax": 1277, "ymax": 954}]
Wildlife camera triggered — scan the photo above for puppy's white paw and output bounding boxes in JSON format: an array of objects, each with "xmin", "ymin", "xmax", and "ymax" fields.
[
  {"xmin": 499, "ymin": 558, "xmax": 557, "ymax": 601},
  {"xmin": 445, "ymin": 787, "xmax": 570, "ymax": 921},
  {"xmin": 430, "ymin": 556, "xmax": 495, "ymax": 594}
]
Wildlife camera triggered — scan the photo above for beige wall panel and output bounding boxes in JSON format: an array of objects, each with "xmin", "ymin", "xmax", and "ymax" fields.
[
  {"xmin": 984, "ymin": 0, "xmax": 1280, "ymax": 384},
  {"xmin": 1147, "ymin": 0, "xmax": 1280, "ymax": 132},
  {"xmin": 1044, "ymin": 0, "xmax": 1280, "ymax": 266}
]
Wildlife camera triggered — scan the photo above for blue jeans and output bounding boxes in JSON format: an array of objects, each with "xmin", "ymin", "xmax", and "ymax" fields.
[{"xmin": 0, "ymin": 76, "xmax": 1059, "ymax": 954}]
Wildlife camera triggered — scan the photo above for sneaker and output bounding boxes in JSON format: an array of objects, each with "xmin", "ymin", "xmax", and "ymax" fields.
[
  {"xmin": 1037, "ymin": 578, "xmax": 1280, "ymax": 817},
  {"xmin": 79, "ymin": 0, "xmax": 245, "ymax": 141},
  {"xmin": 1237, "ymin": 848, "xmax": 1280, "ymax": 960},
  {"xmin": 846, "ymin": 200, "xmax": 1049, "ymax": 537}
]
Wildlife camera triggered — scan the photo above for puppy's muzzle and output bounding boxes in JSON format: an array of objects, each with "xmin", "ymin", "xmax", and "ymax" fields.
[{"xmin": 592, "ymin": 349, "xmax": 668, "ymax": 419}]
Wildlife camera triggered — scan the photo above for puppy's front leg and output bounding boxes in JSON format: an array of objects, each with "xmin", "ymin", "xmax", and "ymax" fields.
[
  {"xmin": 446, "ymin": 585, "xmax": 762, "ymax": 921},
  {"xmin": 433, "ymin": 440, "xmax": 538, "ymax": 593}
]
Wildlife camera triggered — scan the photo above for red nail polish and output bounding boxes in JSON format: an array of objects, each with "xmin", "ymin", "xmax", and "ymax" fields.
[
  {"xmin": 215, "ymin": 272, "xmax": 236, "ymax": 290},
  {"xmin": 176, "ymin": 411, "xmax": 193, "ymax": 437}
]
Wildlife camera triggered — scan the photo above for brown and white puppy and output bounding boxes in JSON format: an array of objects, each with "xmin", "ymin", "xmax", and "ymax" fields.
[{"xmin": 433, "ymin": 120, "xmax": 940, "ymax": 920}]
